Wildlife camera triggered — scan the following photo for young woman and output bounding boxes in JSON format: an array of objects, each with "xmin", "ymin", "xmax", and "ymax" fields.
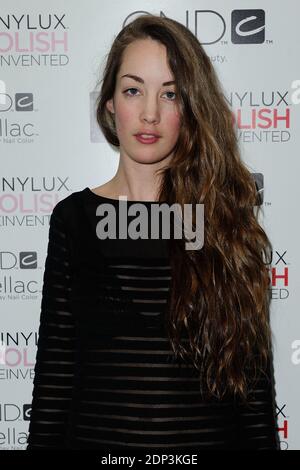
[{"xmin": 26, "ymin": 14, "xmax": 280, "ymax": 451}]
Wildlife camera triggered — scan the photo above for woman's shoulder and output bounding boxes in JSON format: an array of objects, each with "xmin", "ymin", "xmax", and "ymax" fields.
[{"xmin": 50, "ymin": 187, "xmax": 89, "ymax": 227}]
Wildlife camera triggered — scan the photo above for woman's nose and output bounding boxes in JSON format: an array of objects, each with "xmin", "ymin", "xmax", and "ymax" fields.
[{"xmin": 140, "ymin": 96, "xmax": 160, "ymax": 123}]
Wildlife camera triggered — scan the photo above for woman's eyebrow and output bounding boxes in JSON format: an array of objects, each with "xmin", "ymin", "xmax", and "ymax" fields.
[{"xmin": 121, "ymin": 73, "xmax": 175, "ymax": 86}]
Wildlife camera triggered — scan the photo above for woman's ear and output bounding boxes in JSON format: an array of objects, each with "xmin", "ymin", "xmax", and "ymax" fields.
[{"xmin": 106, "ymin": 98, "xmax": 115, "ymax": 115}]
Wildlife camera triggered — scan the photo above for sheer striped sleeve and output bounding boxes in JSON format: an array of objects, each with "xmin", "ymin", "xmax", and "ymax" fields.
[
  {"xmin": 235, "ymin": 358, "xmax": 281, "ymax": 450},
  {"xmin": 26, "ymin": 201, "xmax": 76, "ymax": 449}
]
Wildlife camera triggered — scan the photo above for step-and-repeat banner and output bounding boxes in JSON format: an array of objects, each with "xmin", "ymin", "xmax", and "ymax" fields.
[{"xmin": 0, "ymin": 0, "xmax": 299, "ymax": 450}]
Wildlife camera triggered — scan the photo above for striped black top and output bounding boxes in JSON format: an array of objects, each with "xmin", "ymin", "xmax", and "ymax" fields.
[{"xmin": 26, "ymin": 187, "xmax": 280, "ymax": 451}]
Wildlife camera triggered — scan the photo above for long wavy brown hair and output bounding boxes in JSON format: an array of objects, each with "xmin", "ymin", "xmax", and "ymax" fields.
[{"xmin": 95, "ymin": 14, "xmax": 274, "ymax": 405}]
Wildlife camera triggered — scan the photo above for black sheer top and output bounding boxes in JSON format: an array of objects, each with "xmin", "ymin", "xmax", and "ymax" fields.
[{"xmin": 26, "ymin": 187, "xmax": 280, "ymax": 451}]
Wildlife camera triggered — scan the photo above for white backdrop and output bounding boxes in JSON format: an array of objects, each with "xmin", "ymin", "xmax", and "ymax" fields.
[{"xmin": 0, "ymin": 0, "xmax": 299, "ymax": 450}]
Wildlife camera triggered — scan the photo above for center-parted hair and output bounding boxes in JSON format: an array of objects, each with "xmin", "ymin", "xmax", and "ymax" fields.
[{"xmin": 95, "ymin": 14, "xmax": 274, "ymax": 404}]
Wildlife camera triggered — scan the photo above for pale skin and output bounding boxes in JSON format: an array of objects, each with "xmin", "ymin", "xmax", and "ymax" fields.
[{"xmin": 91, "ymin": 38, "xmax": 181, "ymax": 202}]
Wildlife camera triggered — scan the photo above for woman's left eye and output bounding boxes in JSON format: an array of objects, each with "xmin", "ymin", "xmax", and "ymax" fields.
[
  {"xmin": 164, "ymin": 91, "xmax": 176, "ymax": 100},
  {"xmin": 123, "ymin": 88, "xmax": 176, "ymax": 100}
]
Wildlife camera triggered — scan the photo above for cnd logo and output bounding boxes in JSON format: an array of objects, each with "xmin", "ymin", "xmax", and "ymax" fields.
[
  {"xmin": 231, "ymin": 10, "xmax": 265, "ymax": 44},
  {"xmin": 124, "ymin": 10, "xmax": 266, "ymax": 45},
  {"xmin": 0, "ymin": 93, "xmax": 33, "ymax": 112}
]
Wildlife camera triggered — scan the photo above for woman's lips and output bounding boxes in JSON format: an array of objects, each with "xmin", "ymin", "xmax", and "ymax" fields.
[{"xmin": 134, "ymin": 134, "xmax": 160, "ymax": 144}]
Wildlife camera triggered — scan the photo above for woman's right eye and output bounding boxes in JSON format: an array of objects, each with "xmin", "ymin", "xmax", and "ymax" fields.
[{"xmin": 123, "ymin": 88, "xmax": 139, "ymax": 96}]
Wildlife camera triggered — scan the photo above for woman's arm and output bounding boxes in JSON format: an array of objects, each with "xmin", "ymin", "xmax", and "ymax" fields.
[
  {"xmin": 26, "ymin": 200, "xmax": 76, "ymax": 449},
  {"xmin": 235, "ymin": 356, "xmax": 281, "ymax": 450}
]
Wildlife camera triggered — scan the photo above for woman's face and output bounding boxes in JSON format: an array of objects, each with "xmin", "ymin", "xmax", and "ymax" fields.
[{"xmin": 106, "ymin": 38, "xmax": 181, "ymax": 165}]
